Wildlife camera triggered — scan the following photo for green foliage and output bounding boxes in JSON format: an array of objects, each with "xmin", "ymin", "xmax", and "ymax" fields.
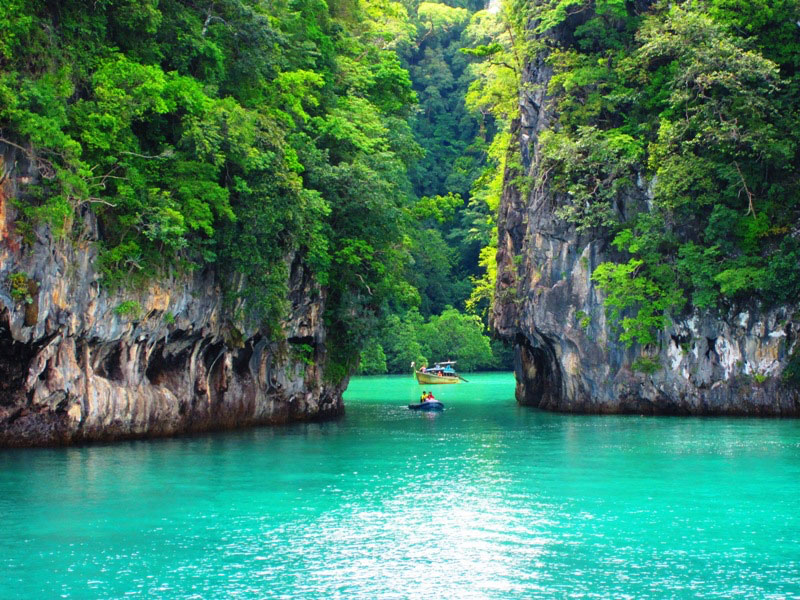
[
  {"xmin": 675, "ymin": 243, "xmax": 720, "ymax": 309},
  {"xmin": 366, "ymin": 306, "xmax": 508, "ymax": 374},
  {"xmin": 358, "ymin": 339, "xmax": 388, "ymax": 375},
  {"xmin": 382, "ymin": 309, "xmax": 429, "ymax": 373},
  {"xmin": 764, "ymin": 238, "xmax": 800, "ymax": 304},
  {"xmin": 783, "ymin": 347, "xmax": 800, "ymax": 388},
  {"xmin": 534, "ymin": 0, "xmax": 585, "ymax": 34},
  {"xmin": 405, "ymin": 6, "xmax": 483, "ymax": 200},
  {"xmin": 114, "ymin": 300, "xmax": 142, "ymax": 320},
  {"xmin": 407, "ymin": 227, "xmax": 471, "ymax": 316},
  {"xmin": 543, "ymin": 126, "xmax": 643, "ymax": 233},
  {"xmin": 535, "ymin": 0, "xmax": 800, "ymax": 347},
  {"xmin": 461, "ymin": 42, "xmax": 504, "ymax": 58},
  {"xmin": 417, "ymin": 3, "xmax": 470, "ymax": 32},
  {"xmin": 378, "ymin": 0, "xmax": 504, "ymax": 341},
  {"xmin": 412, "ymin": 193, "xmax": 463, "ymax": 224},
  {"xmin": 714, "ymin": 264, "xmax": 768, "ymax": 298},
  {"xmin": 632, "ymin": 356, "xmax": 660, "ymax": 375},
  {"xmin": 592, "ymin": 256, "xmax": 684, "ymax": 347},
  {"xmin": 399, "ymin": 0, "xmax": 489, "ymax": 324},
  {"xmin": 466, "ymin": 241, "xmax": 498, "ymax": 318},
  {"xmin": 291, "ymin": 343, "xmax": 316, "ymax": 366},
  {"xmin": 0, "ymin": 1, "xmax": 34, "ymax": 59},
  {"xmin": 7, "ymin": 272, "xmax": 34, "ymax": 304},
  {"xmin": 419, "ymin": 307, "xmax": 493, "ymax": 371},
  {"xmin": 1, "ymin": 0, "xmax": 432, "ymax": 379},
  {"xmin": 456, "ymin": 0, "xmax": 529, "ymax": 321}
]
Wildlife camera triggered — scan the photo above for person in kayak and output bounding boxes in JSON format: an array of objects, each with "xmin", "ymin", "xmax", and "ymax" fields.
[{"xmin": 420, "ymin": 391, "xmax": 427, "ymax": 403}]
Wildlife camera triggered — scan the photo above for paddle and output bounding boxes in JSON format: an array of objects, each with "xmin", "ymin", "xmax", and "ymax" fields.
[{"xmin": 458, "ymin": 375, "xmax": 469, "ymax": 382}]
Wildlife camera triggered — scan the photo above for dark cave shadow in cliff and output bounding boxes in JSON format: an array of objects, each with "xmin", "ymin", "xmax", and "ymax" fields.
[{"xmin": 514, "ymin": 333, "xmax": 563, "ymax": 409}]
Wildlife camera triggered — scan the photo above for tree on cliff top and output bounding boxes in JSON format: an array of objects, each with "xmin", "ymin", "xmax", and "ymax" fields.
[
  {"xmin": 530, "ymin": 0, "xmax": 800, "ymax": 347},
  {"xmin": 0, "ymin": 0, "xmax": 426, "ymax": 376}
]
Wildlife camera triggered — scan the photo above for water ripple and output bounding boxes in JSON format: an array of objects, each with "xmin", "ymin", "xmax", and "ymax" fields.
[{"xmin": 2, "ymin": 374, "xmax": 800, "ymax": 598}]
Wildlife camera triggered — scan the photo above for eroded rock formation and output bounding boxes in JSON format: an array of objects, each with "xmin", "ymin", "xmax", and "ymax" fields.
[
  {"xmin": 492, "ymin": 43, "xmax": 800, "ymax": 416},
  {"xmin": 0, "ymin": 148, "xmax": 345, "ymax": 447}
]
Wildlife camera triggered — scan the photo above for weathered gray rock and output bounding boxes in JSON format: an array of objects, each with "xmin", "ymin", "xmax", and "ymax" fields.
[
  {"xmin": 492, "ymin": 32, "xmax": 800, "ymax": 416},
  {"xmin": 0, "ymin": 146, "xmax": 345, "ymax": 446}
]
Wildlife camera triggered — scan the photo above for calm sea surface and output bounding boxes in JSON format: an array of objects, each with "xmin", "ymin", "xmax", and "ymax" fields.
[{"xmin": 2, "ymin": 372, "xmax": 800, "ymax": 598}]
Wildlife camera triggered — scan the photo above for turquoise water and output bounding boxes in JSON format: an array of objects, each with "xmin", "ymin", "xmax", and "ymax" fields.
[{"xmin": 2, "ymin": 372, "xmax": 800, "ymax": 598}]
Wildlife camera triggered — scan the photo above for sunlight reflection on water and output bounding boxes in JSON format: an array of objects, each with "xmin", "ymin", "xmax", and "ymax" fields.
[{"xmin": 2, "ymin": 373, "xmax": 800, "ymax": 598}]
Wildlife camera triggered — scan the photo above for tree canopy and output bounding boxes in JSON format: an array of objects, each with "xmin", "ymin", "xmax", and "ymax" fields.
[
  {"xmin": 0, "ymin": 0, "xmax": 513, "ymax": 378},
  {"xmin": 529, "ymin": 0, "xmax": 800, "ymax": 347}
]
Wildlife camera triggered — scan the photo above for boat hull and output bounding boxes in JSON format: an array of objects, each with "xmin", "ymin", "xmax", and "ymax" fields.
[
  {"xmin": 408, "ymin": 401, "xmax": 444, "ymax": 411},
  {"xmin": 415, "ymin": 371, "xmax": 459, "ymax": 384}
]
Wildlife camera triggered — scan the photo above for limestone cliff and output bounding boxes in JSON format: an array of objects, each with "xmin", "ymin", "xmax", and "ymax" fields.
[
  {"xmin": 492, "ymin": 39, "xmax": 800, "ymax": 416},
  {"xmin": 0, "ymin": 147, "xmax": 345, "ymax": 447}
]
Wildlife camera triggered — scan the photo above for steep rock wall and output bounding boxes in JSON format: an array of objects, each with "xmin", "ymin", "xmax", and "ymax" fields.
[
  {"xmin": 492, "ymin": 45, "xmax": 800, "ymax": 416},
  {"xmin": 0, "ymin": 147, "xmax": 345, "ymax": 447}
]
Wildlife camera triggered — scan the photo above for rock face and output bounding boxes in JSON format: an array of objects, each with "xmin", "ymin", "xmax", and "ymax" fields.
[
  {"xmin": 0, "ymin": 147, "xmax": 345, "ymax": 447},
  {"xmin": 492, "ymin": 43, "xmax": 800, "ymax": 416}
]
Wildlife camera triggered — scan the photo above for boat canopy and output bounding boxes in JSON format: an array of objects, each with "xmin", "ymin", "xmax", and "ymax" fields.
[{"xmin": 425, "ymin": 361, "xmax": 457, "ymax": 374}]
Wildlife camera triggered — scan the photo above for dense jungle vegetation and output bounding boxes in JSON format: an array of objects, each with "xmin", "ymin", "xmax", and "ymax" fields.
[
  {"xmin": 3, "ymin": 0, "xmax": 798, "ymax": 379},
  {"xmin": 0, "ymin": 0, "xmax": 514, "ymax": 377},
  {"xmin": 528, "ymin": 0, "xmax": 800, "ymax": 347}
]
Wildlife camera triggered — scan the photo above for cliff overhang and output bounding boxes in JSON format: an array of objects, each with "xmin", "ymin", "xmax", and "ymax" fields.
[{"xmin": 0, "ymin": 147, "xmax": 345, "ymax": 447}]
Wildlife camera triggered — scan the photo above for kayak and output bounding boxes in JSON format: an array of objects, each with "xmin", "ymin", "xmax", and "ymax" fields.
[{"xmin": 408, "ymin": 401, "xmax": 444, "ymax": 411}]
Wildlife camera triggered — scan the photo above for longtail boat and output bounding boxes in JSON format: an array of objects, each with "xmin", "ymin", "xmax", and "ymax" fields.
[{"xmin": 413, "ymin": 361, "xmax": 462, "ymax": 384}]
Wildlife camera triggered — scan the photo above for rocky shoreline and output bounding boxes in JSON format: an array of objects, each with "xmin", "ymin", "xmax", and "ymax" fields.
[
  {"xmin": 0, "ymin": 148, "xmax": 345, "ymax": 447},
  {"xmin": 491, "ymin": 31, "xmax": 800, "ymax": 417}
]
